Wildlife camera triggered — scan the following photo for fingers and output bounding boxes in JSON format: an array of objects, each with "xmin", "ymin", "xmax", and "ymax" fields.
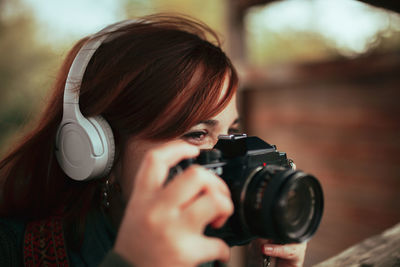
[
  {"xmin": 193, "ymin": 237, "xmax": 231, "ymax": 263},
  {"xmin": 181, "ymin": 181, "xmax": 233, "ymax": 230},
  {"xmin": 122, "ymin": 139, "xmax": 234, "ymax": 266},
  {"xmin": 164, "ymin": 165, "xmax": 230, "ymax": 207},
  {"xmin": 134, "ymin": 140, "xmax": 199, "ymax": 195},
  {"xmin": 163, "ymin": 165, "xmax": 233, "ymax": 230},
  {"xmin": 263, "ymin": 242, "xmax": 307, "ymax": 262}
]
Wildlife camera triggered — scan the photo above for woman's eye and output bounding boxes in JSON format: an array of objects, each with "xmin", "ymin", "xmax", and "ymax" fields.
[{"xmin": 181, "ymin": 131, "xmax": 207, "ymax": 141}]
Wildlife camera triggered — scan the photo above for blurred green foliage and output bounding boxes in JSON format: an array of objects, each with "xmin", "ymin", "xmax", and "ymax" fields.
[
  {"xmin": 246, "ymin": 24, "xmax": 400, "ymax": 66},
  {"xmin": 0, "ymin": 0, "xmax": 59, "ymax": 155},
  {"xmin": 0, "ymin": 0, "xmax": 399, "ymax": 156},
  {"xmin": 245, "ymin": 2, "xmax": 400, "ymax": 66},
  {"xmin": 122, "ymin": 0, "xmax": 228, "ymax": 46}
]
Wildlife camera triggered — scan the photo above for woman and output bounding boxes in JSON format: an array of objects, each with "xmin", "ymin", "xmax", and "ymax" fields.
[{"xmin": 0, "ymin": 14, "xmax": 306, "ymax": 266}]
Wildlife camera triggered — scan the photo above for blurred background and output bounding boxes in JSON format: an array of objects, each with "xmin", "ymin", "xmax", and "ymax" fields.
[{"xmin": 0, "ymin": 0, "xmax": 399, "ymax": 266}]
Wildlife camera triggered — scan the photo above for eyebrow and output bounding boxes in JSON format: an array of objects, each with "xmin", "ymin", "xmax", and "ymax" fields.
[
  {"xmin": 198, "ymin": 120, "xmax": 218, "ymax": 126},
  {"xmin": 197, "ymin": 118, "xmax": 241, "ymax": 127}
]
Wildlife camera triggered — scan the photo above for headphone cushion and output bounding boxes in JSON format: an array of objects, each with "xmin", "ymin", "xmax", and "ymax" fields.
[{"xmin": 88, "ymin": 115, "xmax": 115, "ymax": 177}]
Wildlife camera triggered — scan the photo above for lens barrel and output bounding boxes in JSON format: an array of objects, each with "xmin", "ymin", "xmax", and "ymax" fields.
[{"xmin": 243, "ymin": 166, "xmax": 323, "ymax": 243}]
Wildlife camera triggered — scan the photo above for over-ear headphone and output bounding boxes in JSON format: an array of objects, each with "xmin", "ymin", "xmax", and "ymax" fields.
[{"xmin": 55, "ymin": 20, "xmax": 134, "ymax": 181}]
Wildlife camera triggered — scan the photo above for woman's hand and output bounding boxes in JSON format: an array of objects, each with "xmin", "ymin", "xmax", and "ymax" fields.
[
  {"xmin": 247, "ymin": 239, "xmax": 307, "ymax": 267},
  {"xmin": 114, "ymin": 140, "xmax": 234, "ymax": 267}
]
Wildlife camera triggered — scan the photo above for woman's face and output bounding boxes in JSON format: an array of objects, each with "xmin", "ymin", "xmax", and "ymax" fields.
[{"xmin": 116, "ymin": 78, "xmax": 239, "ymax": 201}]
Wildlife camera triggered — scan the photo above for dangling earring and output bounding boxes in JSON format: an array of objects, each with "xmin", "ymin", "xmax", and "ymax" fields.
[{"xmin": 102, "ymin": 178, "xmax": 111, "ymax": 208}]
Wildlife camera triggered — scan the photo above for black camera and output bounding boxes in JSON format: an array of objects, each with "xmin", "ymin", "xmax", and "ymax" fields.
[{"xmin": 170, "ymin": 134, "xmax": 324, "ymax": 246}]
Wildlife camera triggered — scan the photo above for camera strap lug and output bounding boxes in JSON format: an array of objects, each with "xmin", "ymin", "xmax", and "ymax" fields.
[{"xmin": 263, "ymin": 255, "xmax": 271, "ymax": 267}]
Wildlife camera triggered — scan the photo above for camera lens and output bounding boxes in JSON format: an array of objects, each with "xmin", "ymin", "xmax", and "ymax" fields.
[
  {"xmin": 275, "ymin": 174, "xmax": 323, "ymax": 242},
  {"xmin": 282, "ymin": 184, "xmax": 305, "ymax": 227},
  {"xmin": 243, "ymin": 167, "xmax": 323, "ymax": 243}
]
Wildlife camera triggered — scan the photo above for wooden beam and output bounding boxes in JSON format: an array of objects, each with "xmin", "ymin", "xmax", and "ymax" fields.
[
  {"xmin": 356, "ymin": 0, "xmax": 400, "ymax": 13},
  {"xmin": 235, "ymin": 0, "xmax": 272, "ymax": 10},
  {"xmin": 313, "ymin": 223, "xmax": 400, "ymax": 266}
]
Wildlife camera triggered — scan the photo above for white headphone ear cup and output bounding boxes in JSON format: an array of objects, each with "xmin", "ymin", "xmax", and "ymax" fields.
[
  {"xmin": 88, "ymin": 115, "xmax": 115, "ymax": 177},
  {"xmin": 55, "ymin": 115, "xmax": 115, "ymax": 181}
]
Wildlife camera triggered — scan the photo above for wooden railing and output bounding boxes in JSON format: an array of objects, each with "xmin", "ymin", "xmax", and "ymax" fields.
[{"xmin": 313, "ymin": 222, "xmax": 400, "ymax": 267}]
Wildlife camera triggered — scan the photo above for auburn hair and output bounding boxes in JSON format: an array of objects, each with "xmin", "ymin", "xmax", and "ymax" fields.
[{"xmin": 0, "ymin": 13, "xmax": 238, "ymax": 241}]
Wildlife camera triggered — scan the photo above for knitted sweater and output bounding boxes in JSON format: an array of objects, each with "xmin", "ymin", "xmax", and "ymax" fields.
[{"xmin": 0, "ymin": 211, "xmax": 218, "ymax": 267}]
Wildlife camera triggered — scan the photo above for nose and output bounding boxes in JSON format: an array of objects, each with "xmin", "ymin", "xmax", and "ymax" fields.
[
  {"xmin": 203, "ymin": 137, "xmax": 218, "ymax": 150},
  {"xmin": 207, "ymin": 131, "xmax": 232, "ymax": 149}
]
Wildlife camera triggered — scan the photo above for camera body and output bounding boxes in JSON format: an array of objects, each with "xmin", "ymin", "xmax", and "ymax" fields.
[{"xmin": 170, "ymin": 134, "xmax": 324, "ymax": 246}]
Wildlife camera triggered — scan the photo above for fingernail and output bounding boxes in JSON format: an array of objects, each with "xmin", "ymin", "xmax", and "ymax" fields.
[{"xmin": 264, "ymin": 246, "xmax": 273, "ymax": 252}]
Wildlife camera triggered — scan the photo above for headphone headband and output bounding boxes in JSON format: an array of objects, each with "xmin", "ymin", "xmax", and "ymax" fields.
[{"xmin": 64, "ymin": 20, "xmax": 135, "ymax": 104}]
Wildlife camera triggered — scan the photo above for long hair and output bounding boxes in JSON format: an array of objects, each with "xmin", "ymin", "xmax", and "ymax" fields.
[{"xmin": 0, "ymin": 13, "xmax": 238, "ymax": 241}]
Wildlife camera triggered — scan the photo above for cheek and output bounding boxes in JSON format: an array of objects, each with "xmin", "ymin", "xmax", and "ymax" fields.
[
  {"xmin": 118, "ymin": 152, "xmax": 142, "ymax": 202},
  {"xmin": 199, "ymin": 136, "xmax": 219, "ymax": 150},
  {"xmin": 116, "ymin": 139, "xmax": 163, "ymax": 202},
  {"xmin": 117, "ymin": 142, "xmax": 148, "ymax": 202}
]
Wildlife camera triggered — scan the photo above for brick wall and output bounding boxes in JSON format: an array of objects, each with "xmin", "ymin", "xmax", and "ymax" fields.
[{"xmin": 238, "ymin": 52, "xmax": 400, "ymax": 266}]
